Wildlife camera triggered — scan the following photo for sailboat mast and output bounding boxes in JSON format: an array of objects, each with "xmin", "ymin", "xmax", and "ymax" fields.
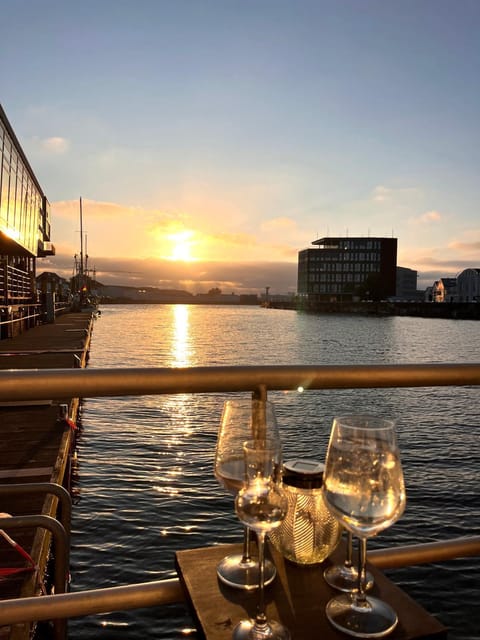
[{"xmin": 79, "ymin": 197, "xmax": 84, "ymax": 280}]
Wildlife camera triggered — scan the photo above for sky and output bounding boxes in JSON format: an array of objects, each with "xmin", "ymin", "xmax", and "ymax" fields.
[{"xmin": 1, "ymin": 0, "xmax": 479, "ymax": 294}]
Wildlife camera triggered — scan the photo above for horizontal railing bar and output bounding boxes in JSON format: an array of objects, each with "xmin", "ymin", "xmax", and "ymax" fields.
[
  {"xmin": 368, "ymin": 535, "xmax": 480, "ymax": 569},
  {"xmin": 0, "ymin": 579, "xmax": 184, "ymax": 625},
  {"xmin": 0, "ymin": 363, "xmax": 479, "ymax": 402},
  {"xmin": 0, "ymin": 537, "xmax": 478, "ymax": 626}
]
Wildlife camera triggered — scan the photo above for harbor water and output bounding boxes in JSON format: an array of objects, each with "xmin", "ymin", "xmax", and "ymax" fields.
[{"xmin": 69, "ymin": 305, "xmax": 480, "ymax": 639}]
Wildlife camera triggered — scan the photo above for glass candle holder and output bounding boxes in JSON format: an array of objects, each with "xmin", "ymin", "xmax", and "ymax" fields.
[{"xmin": 269, "ymin": 458, "xmax": 342, "ymax": 565}]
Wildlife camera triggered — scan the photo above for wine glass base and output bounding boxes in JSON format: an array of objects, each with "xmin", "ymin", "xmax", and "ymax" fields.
[
  {"xmin": 324, "ymin": 564, "xmax": 373, "ymax": 593},
  {"xmin": 326, "ymin": 593, "xmax": 398, "ymax": 638},
  {"xmin": 232, "ymin": 618, "xmax": 291, "ymax": 640},
  {"xmin": 216, "ymin": 554, "xmax": 276, "ymax": 590}
]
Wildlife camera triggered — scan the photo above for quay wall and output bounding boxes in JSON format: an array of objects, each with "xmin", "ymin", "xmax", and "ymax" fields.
[{"xmin": 270, "ymin": 300, "xmax": 480, "ymax": 320}]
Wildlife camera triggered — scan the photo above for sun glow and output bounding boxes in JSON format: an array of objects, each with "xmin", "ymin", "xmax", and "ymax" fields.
[{"xmin": 168, "ymin": 230, "xmax": 196, "ymax": 261}]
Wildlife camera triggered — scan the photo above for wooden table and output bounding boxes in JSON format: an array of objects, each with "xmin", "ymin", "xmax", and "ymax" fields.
[{"xmin": 175, "ymin": 542, "xmax": 447, "ymax": 640}]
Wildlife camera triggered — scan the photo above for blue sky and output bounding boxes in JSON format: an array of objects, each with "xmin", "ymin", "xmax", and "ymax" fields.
[{"xmin": 2, "ymin": 0, "xmax": 479, "ymax": 293}]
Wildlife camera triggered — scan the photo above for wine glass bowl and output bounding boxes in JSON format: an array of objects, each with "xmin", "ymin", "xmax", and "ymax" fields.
[
  {"xmin": 322, "ymin": 414, "xmax": 406, "ymax": 638},
  {"xmin": 214, "ymin": 398, "xmax": 280, "ymax": 590}
]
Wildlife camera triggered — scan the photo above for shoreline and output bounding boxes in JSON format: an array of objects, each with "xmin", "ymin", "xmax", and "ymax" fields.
[
  {"xmin": 270, "ymin": 300, "xmax": 480, "ymax": 320},
  {"xmin": 97, "ymin": 299, "xmax": 480, "ymax": 320}
]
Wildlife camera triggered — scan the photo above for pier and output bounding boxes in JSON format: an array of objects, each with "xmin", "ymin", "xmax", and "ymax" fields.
[{"xmin": 0, "ymin": 312, "xmax": 95, "ymax": 640}]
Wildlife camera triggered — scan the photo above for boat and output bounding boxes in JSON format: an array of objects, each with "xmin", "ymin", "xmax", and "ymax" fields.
[{"xmin": 71, "ymin": 198, "xmax": 100, "ymax": 314}]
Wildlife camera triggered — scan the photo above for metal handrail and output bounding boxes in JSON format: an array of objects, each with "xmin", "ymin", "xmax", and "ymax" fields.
[
  {"xmin": 0, "ymin": 483, "xmax": 72, "ymax": 541},
  {"xmin": 0, "ymin": 362, "xmax": 479, "ymax": 402}
]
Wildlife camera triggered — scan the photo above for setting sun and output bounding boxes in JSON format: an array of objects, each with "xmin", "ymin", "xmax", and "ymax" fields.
[{"xmin": 168, "ymin": 230, "xmax": 196, "ymax": 262}]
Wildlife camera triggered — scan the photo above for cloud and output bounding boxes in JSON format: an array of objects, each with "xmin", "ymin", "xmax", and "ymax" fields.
[
  {"xmin": 41, "ymin": 137, "xmax": 69, "ymax": 154},
  {"xmin": 411, "ymin": 210, "xmax": 442, "ymax": 224},
  {"xmin": 43, "ymin": 252, "xmax": 298, "ymax": 295},
  {"xmin": 372, "ymin": 186, "xmax": 391, "ymax": 203},
  {"xmin": 52, "ymin": 199, "xmax": 144, "ymax": 220},
  {"xmin": 371, "ymin": 185, "xmax": 420, "ymax": 204},
  {"xmin": 448, "ymin": 240, "xmax": 480, "ymax": 252}
]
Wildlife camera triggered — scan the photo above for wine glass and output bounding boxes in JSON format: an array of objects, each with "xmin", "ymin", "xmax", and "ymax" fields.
[
  {"xmin": 214, "ymin": 398, "xmax": 281, "ymax": 589},
  {"xmin": 322, "ymin": 414, "xmax": 406, "ymax": 638},
  {"xmin": 233, "ymin": 439, "xmax": 290, "ymax": 640},
  {"xmin": 324, "ymin": 530, "xmax": 373, "ymax": 592}
]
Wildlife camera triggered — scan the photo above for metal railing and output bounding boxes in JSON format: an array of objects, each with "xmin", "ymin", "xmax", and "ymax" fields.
[
  {"xmin": 1, "ymin": 362, "xmax": 480, "ymax": 402},
  {"xmin": 0, "ymin": 305, "xmax": 42, "ymax": 327},
  {"xmin": 2, "ymin": 265, "xmax": 33, "ymax": 303},
  {"xmin": 0, "ymin": 363, "xmax": 479, "ymax": 636}
]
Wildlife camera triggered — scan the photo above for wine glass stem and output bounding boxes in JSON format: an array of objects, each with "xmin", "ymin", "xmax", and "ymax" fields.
[
  {"xmin": 345, "ymin": 531, "xmax": 354, "ymax": 569},
  {"xmin": 255, "ymin": 531, "xmax": 268, "ymax": 626},
  {"xmin": 356, "ymin": 536, "xmax": 368, "ymax": 606},
  {"xmin": 241, "ymin": 526, "xmax": 253, "ymax": 563}
]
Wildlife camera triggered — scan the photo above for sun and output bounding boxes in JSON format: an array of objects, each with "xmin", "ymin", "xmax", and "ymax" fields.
[{"xmin": 168, "ymin": 230, "xmax": 196, "ymax": 262}]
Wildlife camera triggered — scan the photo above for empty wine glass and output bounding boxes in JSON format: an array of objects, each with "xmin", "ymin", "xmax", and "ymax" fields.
[
  {"xmin": 214, "ymin": 398, "xmax": 280, "ymax": 589},
  {"xmin": 323, "ymin": 414, "xmax": 406, "ymax": 638},
  {"xmin": 233, "ymin": 439, "xmax": 290, "ymax": 640}
]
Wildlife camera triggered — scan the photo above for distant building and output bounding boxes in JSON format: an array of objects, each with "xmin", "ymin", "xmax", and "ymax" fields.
[
  {"xmin": 394, "ymin": 266, "xmax": 424, "ymax": 301},
  {"xmin": 432, "ymin": 278, "xmax": 457, "ymax": 303},
  {"xmin": 456, "ymin": 268, "xmax": 480, "ymax": 302},
  {"xmin": 36, "ymin": 272, "xmax": 70, "ymax": 301},
  {"xmin": 297, "ymin": 236, "xmax": 397, "ymax": 302},
  {"xmin": 99, "ymin": 284, "xmax": 193, "ymax": 303}
]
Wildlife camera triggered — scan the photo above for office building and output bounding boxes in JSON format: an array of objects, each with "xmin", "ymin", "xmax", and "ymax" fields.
[{"xmin": 297, "ymin": 236, "xmax": 397, "ymax": 302}]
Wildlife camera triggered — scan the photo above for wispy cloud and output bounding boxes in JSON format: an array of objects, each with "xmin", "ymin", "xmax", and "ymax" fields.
[
  {"xmin": 410, "ymin": 210, "xmax": 442, "ymax": 224},
  {"xmin": 371, "ymin": 186, "xmax": 391, "ymax": 203},
  {"xmin": 52, "ymin": 199, "xmax": 142, "ymax": 220},
  {"xmin": 41, "ymin": 136, "xmax": 69, "ymax": 154},
  {"xmin": 371, "ymin": 185, "xmax": 420, "ymax": 204},
  {"xmin": 448, "ymin": 239, "xmax": 480, "ymax": 252}
]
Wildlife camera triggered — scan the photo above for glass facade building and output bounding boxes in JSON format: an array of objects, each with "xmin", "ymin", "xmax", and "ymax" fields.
[
  {"xmin": 0, "ymin": 104, "xmax": 54, "ymax": 330},
  {"xmin": 297, "ymin": 236, "xmax": 397, "ymax": 302},
  {"xmin": 0, "ymin": 104, "xmax": 53, "ymax": 259}
]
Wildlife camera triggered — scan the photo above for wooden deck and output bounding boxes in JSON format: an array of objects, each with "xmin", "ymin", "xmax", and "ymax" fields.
[{"xmin": 0, "ymin": 312, "xmax": 96, "ymax": 640}]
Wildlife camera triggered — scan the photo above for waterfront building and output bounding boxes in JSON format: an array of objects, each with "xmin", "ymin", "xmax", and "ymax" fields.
[
  {"xmin": 432, "ymin": 278, "xmax": 457, "ymax": 303},
  {"xmin": 0, "ymin": 104, "xmax": 54, "ymax": 337},
  {"xmin": 396, "ymin": 266, "xmax": 423, "ymax": 300},
  {"xmin": 456, "ymin": 268, "xmax": 480, "ymax": 302},
  {"xmin": 297, "ymin": 236, "xmax": 397, "ymax": 302}
]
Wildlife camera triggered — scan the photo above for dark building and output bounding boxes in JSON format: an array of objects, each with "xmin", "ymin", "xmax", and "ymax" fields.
[
  {"xmin": 297, "ymin": 236, "xmax": 397, "ymax": 303},
  {"xmin": 396, "ymin": 266, "xmax": 423, "ymax": 300}
]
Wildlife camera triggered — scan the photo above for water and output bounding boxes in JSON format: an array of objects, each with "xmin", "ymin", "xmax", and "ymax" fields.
[{"xmin": 69, "ymin": 305, "xmax": 480, "ymax": 639}]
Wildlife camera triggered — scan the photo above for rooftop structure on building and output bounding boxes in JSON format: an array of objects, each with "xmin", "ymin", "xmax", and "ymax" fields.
[{"xmin": 297, "ymin": 236, "xmax": 397, "ymax": 302}]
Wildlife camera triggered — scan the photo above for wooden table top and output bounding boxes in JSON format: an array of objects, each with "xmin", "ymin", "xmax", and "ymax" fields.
[{"xmin": 175, "ymin": 542, "xmax": 447, "ymax": 640}]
